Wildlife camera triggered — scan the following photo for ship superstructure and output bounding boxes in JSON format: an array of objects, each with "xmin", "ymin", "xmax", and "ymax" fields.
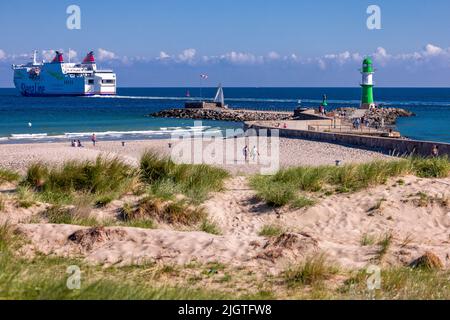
[{"xmin": 12, "ymin": 51, "xmax": 116, "ymax": 96}]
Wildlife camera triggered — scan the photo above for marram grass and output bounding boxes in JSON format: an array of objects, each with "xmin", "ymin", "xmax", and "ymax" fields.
[{"xmin": 251, "ymin": 157, "xmax": 450, "ymax": 207}]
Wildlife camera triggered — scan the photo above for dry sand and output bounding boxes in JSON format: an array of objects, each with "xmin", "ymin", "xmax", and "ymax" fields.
[
  {"xmin": 1, "ymin": 137, "xmax": 449, "ymax": 273},
  {"xmin": 0, "ymin": 137, "xmax": 390, "ymax": 174}
]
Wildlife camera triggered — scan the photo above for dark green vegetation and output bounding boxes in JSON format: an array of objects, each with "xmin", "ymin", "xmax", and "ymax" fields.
[{"xmin": 251, "ymin": 157, "xmax": 450, "ymax": 207}]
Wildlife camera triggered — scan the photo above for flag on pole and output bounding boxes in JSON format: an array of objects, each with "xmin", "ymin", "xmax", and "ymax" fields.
[{"xmin": 200, "ymin": 74, "xmax": 208, "ymax": 80}]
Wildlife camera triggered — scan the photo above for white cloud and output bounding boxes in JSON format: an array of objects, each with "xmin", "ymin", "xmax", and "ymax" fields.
[
  {"xmin": 178, "ymin": 48, "xmax": 196, "ymax": 62},
  {"xmin": 423, "ymin": 44, "xmax": 443, "ymax": 56},
  {"xmin": 220, "ymin": 51, "xmax": 264, "ymax": 64},
  {"xmin": 317, "ymin": 58, "xmax": 326, "ymax": 70},
  {"xmin": 4, "ymin": 44, "xmax": 450, "ymax": 71},
  {"xmin": 41, "ymin": 50, "xmax": 55, "ymax": 62},
  {"xmin": 97, "ymin": 48, "xmax": 118, "ymax": 61},
  {"xmin": 267, "ymin": 51, "xmax": 280, "ymax": 60},
  {"xmin": 68, "ymin": 49, "xmax": 78, "ymax": 60},
  {"xmin": 158, "ymin": 51, "xmax": 171, "ymax": 60}
]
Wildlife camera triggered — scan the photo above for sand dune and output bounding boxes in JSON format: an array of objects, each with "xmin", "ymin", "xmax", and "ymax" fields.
[
  {"xmin": 1, "ymin": 138, "xmax": 448, "ymax": 273},
  {"xmin": 7, "ymin": 175, "xmax": 449, "ymax": 272}
]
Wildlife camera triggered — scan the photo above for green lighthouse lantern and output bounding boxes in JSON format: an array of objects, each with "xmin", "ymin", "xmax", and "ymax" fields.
[{"xmin": 360, "ymin": 57, "xmax": 375, "ymax": 109}]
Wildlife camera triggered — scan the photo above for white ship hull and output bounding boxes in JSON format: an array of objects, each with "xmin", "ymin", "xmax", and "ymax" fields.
[{"xmin": 12, "ymin": 51, "xmax": 116, "ymax": 97}]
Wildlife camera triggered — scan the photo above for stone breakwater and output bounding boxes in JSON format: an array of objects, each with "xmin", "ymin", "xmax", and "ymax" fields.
[
  {"xmin": 150, "ymin": 106, "xmax": 415, "ymax": 126},
  {"xmin": 367, "ymin": 107, "xmax": 415, "ymax": 125},
  {"xmin": 149, "ymin": 108, "xmax": 294, "ymax": 122},
  {"xmin": 336, "ymin": 107, "xmax": 415, "ymax": 126}
]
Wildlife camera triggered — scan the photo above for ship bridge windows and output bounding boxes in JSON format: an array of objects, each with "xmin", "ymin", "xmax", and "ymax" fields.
[
  {"xmin": 101, "ymin": 79, "xmax": 115, "ymax": 84},
  {"xmin": 87, "ymin": 79, "xmax": 94, "ymax": 85}
]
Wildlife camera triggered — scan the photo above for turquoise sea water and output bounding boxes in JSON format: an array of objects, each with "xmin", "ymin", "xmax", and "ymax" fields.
[{"xmin": 0, "ymin": 87, "xmax": 449, "ymax": 143}]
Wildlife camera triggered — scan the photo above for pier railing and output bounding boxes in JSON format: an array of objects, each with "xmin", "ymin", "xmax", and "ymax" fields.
[{"xmin": 308, "ymin": 124, "xmax": 386, "ymax": 135}]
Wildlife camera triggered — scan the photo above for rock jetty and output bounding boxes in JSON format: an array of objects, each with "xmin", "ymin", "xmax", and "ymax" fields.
[
  {"xmin": 149, "ymin": 108, "xmax": 294, "ymax": 122},
  {"xmin": 150, "ymin": 106, "xmax": 415, "ymax": 127},
  {"xmin": 367, "ymin": 107, "xmax": 415, "ymax": 125},
  {"xmin": 335, "ymin": 107, "xmax": 415, "ymax": 127}
]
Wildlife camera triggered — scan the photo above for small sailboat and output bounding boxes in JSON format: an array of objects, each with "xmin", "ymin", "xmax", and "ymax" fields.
[{"xmin": 213, "ymin": 84, "xmax": 227, "ymax": 108}]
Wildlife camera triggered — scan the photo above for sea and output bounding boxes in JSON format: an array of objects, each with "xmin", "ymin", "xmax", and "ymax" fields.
[{"xmin": 0, "ymin": 87, "xmax": 449, "ymax": 144}]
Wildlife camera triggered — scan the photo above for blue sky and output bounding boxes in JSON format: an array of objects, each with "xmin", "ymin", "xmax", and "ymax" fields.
[{"xmin": 1, "ymin": 0, "xmax": 450, "ymax": 87}]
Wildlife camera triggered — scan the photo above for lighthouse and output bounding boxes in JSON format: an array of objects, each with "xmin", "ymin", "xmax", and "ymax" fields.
[{"xmin": 360, "ymin": 57, "xmax": 376, "ymax": 109}]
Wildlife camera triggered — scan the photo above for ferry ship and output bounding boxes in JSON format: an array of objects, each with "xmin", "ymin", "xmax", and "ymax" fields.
[{"xmin": 12, "ymin": 51, "xmax": 116, "ymax": 96}]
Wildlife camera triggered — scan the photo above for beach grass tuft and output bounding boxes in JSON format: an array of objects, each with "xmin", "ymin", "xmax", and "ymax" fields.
[
  {"xmin": 250, "ymin": 157, "xmax": 450, "ymax": 207},
  {"xmin": 200, "ymin": 219, "xmax": 221, "ymax": 235},
  {"xmin": 123, "ymin": 195, "xmax": 207, "ymax": 226},
  {"xmin": 15, "ymin": 186, "xmax": 38, "ymax": 208},
  {"xmin": 411, "ymin": 156, "xmax": 450, "ymax": 178},
  {"xmin": 284, "ymin": 254, "xmax": 339, "ymax": 287},
  {"xmin": 22, "ymin": 157, "xmax": 137, "ymax": 206},
  {"xmin": 43, "ymin": 205, "xmax": 99, "ymax": 227},
  {"xmin": 140, "ymin": 151, "xmax": 229, "ymax": 203},
  {"xmin": 0, "ymin": 168, "xmax": 20, "ymax": 185},
  {"xmin": 258, "ymin": 224, "xmax": 285, "ymax": 237}
]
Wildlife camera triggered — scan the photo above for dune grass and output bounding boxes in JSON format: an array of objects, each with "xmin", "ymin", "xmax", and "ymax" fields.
[
  {"xmin": 43, "ymin": 205, "xmax": 99, "ymax": 227},
  {"xmin": 21, "ymin": 157, "xmax": 138, "ymax": 206},
  {"xmin": 200, "ymin": 219, "xmax": 221, "ymax": 235},
  {"xmin": 340, "ymin": 267, "xmax": 450, "ymax": 300},
  {"xmin": 140, "ymin": 151, "xmax": 229, "ymax": 204},
  {"xmin": 121, "ymin": 195, "xmax": 207, "ymax": 226},
  {"xmin": 251, "ymin": 157, "xmax": 450, "ymax": 207},
  {"xmin": 0, "ymin": 168, "xmax": 20, "ymax": 185},
  {"xmin": 284, "ymin": 254, "xmax": 340, "ymax": 287},
  {"xmin": 0, "ymin": 223, "xmax": 234, "ymax": 300},
  {"xmin": 258, "ymin": 224, "xmax": 285, "ymax": 237}
]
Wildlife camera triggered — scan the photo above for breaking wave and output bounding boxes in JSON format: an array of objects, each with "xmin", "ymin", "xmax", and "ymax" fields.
[{"xmin": 2, "ymin": 126, "xmax": 222, "ymax": 144}]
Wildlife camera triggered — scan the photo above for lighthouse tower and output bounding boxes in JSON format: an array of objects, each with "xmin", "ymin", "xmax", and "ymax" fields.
[{"xmin": 360, "ymin": 58, "xmax": 376, "ymax": 109}]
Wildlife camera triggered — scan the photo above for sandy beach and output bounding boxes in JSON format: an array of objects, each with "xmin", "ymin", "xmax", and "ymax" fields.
[
  {"xmin": 0, "ymin": 137, "xmax": 390, "ymax": 174},
  {"xmin": 1, "ymin": 136, "xmax": 449, "ymax": 298}
]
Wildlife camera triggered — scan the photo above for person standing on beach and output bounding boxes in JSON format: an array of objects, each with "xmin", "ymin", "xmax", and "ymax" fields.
[
  {"xmin": 243, "ymin": 145, "xmax": 249, "ymax": 162},
  {"xmin": 91, "ymin": 134, "xmax": 97, "ymax": 147},
  {"xmin": 431, "ymin": 145, "xmax": 439, "ymax": 157}
]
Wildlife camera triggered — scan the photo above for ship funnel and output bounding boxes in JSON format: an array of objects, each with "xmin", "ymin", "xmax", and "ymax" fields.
[
  {"xmin": 82, "ymin": 51, "xmax": 96, "ymax": 64},
  {"xmin": 51, "ymin": 51, "xmax": 64, "ymax": 63}
]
